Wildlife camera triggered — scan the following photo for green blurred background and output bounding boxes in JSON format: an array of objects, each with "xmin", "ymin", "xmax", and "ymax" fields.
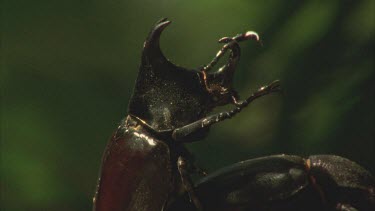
[{"xmin": 2, "ymin": 0, "xmax": 374, "ymax": 210}]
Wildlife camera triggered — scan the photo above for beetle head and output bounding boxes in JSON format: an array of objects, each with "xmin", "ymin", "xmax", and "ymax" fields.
[{"xmin": 128, "ymin": 18, "xmax": 259, "ymax": 133}]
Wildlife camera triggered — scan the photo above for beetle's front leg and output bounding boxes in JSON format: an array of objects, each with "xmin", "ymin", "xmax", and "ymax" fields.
[
  {"xmin": 202, "ymin": 31, "xmax": 260, "ymax": 73},
  {"xmin": 172, "ymin": 80, "xmax": 281, "ymax": 141},
  {"xmin": 177, "ymin": 156, "xmax": 204, "ymax": 211}
]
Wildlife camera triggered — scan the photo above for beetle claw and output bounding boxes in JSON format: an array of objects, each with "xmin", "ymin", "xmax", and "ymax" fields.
[
  {"xmin": 156, "ymin": 17, "xmax": 169, "ymax": 24},
  {"xmin": 218, "ymin": 37, "xmax": 232, "ymax": 43},
  {"xmin": 255, "ymin": 80, "xmax": 282, "ymax": 97},
  {"xmin": 241, "ymin": 31, "xmax": 260, "ymax": 42},
  {"xmin": 268, "ymin": 80, "xmax": 282, "ymax": 92},
  {"xmin": 218, "ymin": 31, "xmax": 260, "ymax": 44}
]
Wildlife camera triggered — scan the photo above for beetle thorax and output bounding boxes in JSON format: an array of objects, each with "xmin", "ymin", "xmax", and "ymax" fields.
[{"xmin": 128, "ymin": 19, "xmax": 237, "ymax": 133}]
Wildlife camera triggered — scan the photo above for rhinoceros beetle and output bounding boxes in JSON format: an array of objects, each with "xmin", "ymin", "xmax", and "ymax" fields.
[{"xmin": 93, "ymin": 18, "xmax": 374, "ymax": 211}]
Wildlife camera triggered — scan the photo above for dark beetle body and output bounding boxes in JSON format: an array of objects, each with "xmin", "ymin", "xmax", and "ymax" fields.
[
  {"xmin": 93, "ymin": 19, "xmax": 374, "ymax": 211},
  {"xmin": 93, "ymin": 18, "xmax": 220, "ymax": 211},
  {"xmin": 166, "ymin": 155, "xmax": 375, "ymax": 211}
]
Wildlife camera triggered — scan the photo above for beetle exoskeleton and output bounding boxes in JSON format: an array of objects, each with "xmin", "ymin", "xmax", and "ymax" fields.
[
  {"xmin": 93, "ymin": 19, "xmax": 374, "ymax": 211},
  {"xmin": 166, "ymin": 155, "xmax": 375, "ymax": 211}
]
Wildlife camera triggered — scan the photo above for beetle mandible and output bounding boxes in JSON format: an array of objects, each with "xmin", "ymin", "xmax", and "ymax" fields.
[{"xmin": 93, "ymin": 19, "xmax": 374, "ymax": 211}]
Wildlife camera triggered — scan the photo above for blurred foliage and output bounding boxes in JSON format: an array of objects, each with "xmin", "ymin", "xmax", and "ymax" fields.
[{"xmin": 1, "ymin": 0, "xmax": 374, "ymax": 210}]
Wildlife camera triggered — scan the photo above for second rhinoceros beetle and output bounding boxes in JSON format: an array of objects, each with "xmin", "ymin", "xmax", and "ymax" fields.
[{"xmin": 93, "ymin": 18, "xmax": 374, "ymax": 211}]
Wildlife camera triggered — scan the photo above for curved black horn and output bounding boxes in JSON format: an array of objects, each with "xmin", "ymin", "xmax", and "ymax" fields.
[{"xmin": 142, "ymin": 18, "xmax": 171, "ymax": 64}]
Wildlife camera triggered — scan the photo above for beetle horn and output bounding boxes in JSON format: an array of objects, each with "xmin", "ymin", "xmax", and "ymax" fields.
[{"xmin": 142, "ymin": 18, "xmax": 171, "ymax": 65}]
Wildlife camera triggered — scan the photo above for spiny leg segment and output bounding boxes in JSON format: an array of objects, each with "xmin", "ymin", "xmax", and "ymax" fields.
[
  {"xmin": 201, "ymin": 31, "xmax": 260, "ymax": 73},
  {"xmin": 172, "ymin": 31, "xmax": 280, "ymax": 141}
]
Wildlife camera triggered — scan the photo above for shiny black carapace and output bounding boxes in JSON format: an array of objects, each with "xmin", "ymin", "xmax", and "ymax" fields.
[
  {"xmin": 92, "ymin": 18, "xmax": 279, "ymax": 211},
  {"xmin": 93, "ymin": 19, "xmax": 374, "ymax": 211}
]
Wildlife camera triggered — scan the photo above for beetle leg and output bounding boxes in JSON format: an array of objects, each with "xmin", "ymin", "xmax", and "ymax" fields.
[
  {"xmin": 231, "ymin": 80, "xmax": 281, "ymax": 106},
  {"xmin": 177, "ymin": 156, "xmax": 204, "ymax": 211},
  {"xmin": 201, "ymin": 39, "xmax": 239, "ymax": 74},
  {"xmin": 201, "ymin": 32, "xmax": 260, "ymax": 96},
  {"xmin": 172, "ymin": 80, "xmax": 280, "ymax": 141},
  {"xmin": 202, "ymin": 31, "xmax": 260, "ymax": 73}
]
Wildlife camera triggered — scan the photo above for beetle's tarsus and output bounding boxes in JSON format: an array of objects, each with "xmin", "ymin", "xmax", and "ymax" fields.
[
  {"xmin": 202, "ymin": 30, "xmax": 260, "ymax": 74},
  {"xmin": 219, "ymin": 31, "xmax": 260, "ymax": 44},
  {"xmin": 202, "ymin": 40, "xmax": 239, "ymax": 73},
  {"xmin": 229, "ymin": 80, "xmax": 281, "ymax": 111},
  {"xmin": 241, "ymin": 80, "xmax": 281, "ymax": 105},
  {"xmin": 218, "ymin": 36, "xmax": 232, "ymax": 43},
  {"xmin": 157, "ymin": 17, "xmax": 169, "ymax": 24}
]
